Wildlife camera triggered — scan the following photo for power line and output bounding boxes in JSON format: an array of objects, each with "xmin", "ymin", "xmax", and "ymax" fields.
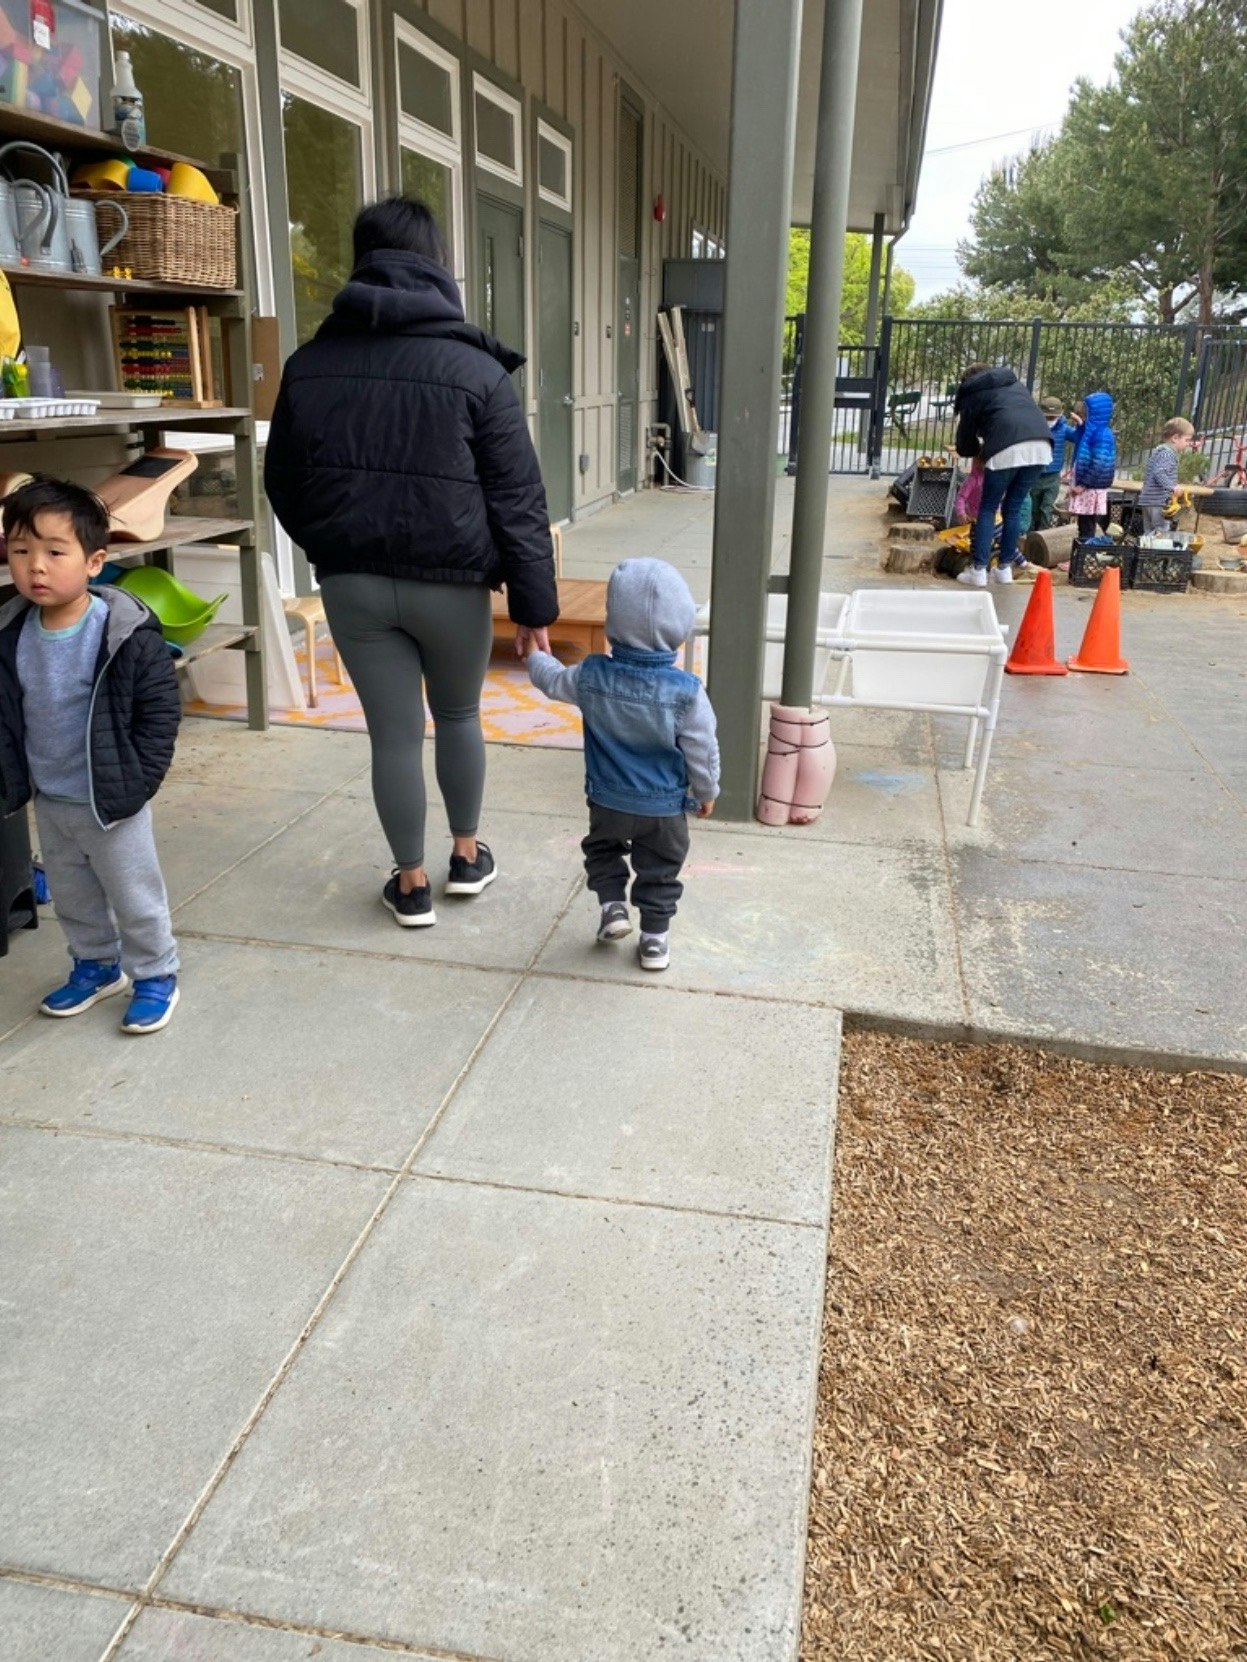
[{"xmin": 926, "ymin": 121, "xmax": 1060, "ymax": 157}]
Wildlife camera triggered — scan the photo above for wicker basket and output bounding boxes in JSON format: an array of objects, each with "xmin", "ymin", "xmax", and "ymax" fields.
[{"xmin": 74, "ymin": 191, "xmax": 237, "ymax": 289}]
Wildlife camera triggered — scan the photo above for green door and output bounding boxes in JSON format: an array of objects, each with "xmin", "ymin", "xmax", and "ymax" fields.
[
  {"xmin": 537, "ymin": 221, "xmax": 574, "ymax": 523},
  {"xmin": 477, "ymin": 193, "xmax": 525, "ymax": 385}
]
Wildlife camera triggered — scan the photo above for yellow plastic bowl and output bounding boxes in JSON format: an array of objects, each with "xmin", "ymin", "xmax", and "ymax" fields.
[
  {"xmin": 71, "ymin": 158, "xmax": 131, "ymax": 192},
  {"xmin": 167, "ymin": 162, "xmax": 219, "ymax": 205}
]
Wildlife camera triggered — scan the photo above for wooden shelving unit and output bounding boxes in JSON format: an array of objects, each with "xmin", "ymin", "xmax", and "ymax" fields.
[{"xmin": 0, "ymin": 105, "xmax": 267, "ymax": 730}]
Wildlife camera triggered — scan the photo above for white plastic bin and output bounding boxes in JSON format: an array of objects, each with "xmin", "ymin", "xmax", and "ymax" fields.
[{"xmin": 838, "ymin": 588, "xmax": 1005, "ymax": 709}]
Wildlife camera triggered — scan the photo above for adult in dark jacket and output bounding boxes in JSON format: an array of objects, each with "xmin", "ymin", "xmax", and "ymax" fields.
[
  {"xmin": 266, "ymin": 197, "xmax": 559, "ymax": 928},
  {"xmin": 953, "ymin": 364, "xmax": 1053, "ymax": 586}
]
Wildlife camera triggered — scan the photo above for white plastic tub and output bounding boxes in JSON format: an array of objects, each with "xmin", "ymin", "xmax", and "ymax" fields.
[{"xmin": 838, "ymin": 587, "xmax": 1005, "ymax": 708}]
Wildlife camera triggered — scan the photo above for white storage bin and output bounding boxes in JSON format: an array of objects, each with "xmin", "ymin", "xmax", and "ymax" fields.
[
  {"xmin": 838, "ymin": 587, "xmax": 1004, "ymax": 709},
  {"xmin": 843, "ymin": 588, "xmax": 1004, "ymax": 644}
]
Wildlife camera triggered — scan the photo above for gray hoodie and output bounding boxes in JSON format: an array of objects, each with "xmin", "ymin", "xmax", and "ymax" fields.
[{"xmin": 528, "ymin": 558, "xmax": 719, "ymax": 813}]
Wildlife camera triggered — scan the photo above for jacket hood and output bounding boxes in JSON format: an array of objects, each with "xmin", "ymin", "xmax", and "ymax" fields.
[
  {"xmin": 0, "ymin": 584, "xmax": 159, "ymax": 654},
  {"xmin": 606, "ymin": 559, "xmax": 696, "ymax": 654},
  {"xmin": 325, "ymin": 250, "xmax": 525, "ymax": 372},
  {"xmin": 959, "ymin": 366, "xmax": 1019, "ymax": 400},
  {"xmin": 1082, "ymin": 390, "xmax": 1114, "ymax": 430}
]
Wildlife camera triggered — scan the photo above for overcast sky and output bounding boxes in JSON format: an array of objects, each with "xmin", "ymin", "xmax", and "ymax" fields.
[{"xmin": 902, "ymin": 0, "xmax": 1144, "ymax": 300}]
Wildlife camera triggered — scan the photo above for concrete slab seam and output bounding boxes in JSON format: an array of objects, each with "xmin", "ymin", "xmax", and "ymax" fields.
[
  {"xmin": 0, "ymin": 1115, "xmax": 404, "ymax": 1178},
  {"xmin": 407, "ymin": 1167, "xmax": 828, "ymax": 1233},
  {"xmin": 0, "ymin": 1567, "xmax": 504, "ymax": 1661}
]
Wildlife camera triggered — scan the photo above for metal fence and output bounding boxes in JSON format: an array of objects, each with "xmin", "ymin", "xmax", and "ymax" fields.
[
  {"xmin": 782, "ymin": 319, "xmax": 878, "ymax": 474},
  {"xmin": 783, "ymin": 314, "xmax": 1247, "ymax": 479},
  {"xmin": 1192, "ymin": 334, "xmax": 1247, "ymax": 475}
]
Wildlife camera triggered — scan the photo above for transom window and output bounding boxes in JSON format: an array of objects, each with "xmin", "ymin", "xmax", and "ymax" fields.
[
  {"xmin": 537, "ymin": 120, "xmax": 571, "ymax": 211},
  {"xmin": 473, "ymin": 74, "xmax": 522, "ymax": 185}
]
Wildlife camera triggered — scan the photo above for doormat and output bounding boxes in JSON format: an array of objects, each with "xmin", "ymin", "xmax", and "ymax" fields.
[{"xmin": 185, "ymin": 636, "xmax": 586, "ymax": 750}]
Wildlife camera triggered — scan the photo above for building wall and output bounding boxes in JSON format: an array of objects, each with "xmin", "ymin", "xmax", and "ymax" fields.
[{"xmin": 403, "ymin": 0, "xmax": 727, "ymax": 511}]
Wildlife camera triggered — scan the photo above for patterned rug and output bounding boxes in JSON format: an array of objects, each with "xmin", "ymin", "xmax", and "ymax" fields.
[{"xmin": 186, "ymin": 637, "xmax": 586, "ymax": 749}]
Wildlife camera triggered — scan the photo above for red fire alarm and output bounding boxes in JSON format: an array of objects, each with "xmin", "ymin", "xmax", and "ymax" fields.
[{"xmin": 653, "ymin": 194, "xmax": 667, "ymax": 223}]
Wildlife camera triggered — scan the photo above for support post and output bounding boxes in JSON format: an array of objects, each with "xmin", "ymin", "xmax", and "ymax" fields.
[
  {"xmin": 879, "ymin": 236, "xmax": 896, "ymax": 320},
  {"xmin": 863, "ymin": 211, "xmax": 885, "ymax": 349},
  {"xmin": 706, "ymin": 0, "xmax": 803, "ymax": 820},
  {"xmin": 1025, "ymin": 317, "xmax": 1042, "ymax": 391},
  {"xmin": 781, "ymin": 0, "xmax": 866, "ymax": 708}
]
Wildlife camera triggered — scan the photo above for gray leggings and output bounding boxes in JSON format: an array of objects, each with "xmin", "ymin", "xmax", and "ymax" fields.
[{"xmin": 319, "ymin": 574, "xmax": 494, "ymax": 868}]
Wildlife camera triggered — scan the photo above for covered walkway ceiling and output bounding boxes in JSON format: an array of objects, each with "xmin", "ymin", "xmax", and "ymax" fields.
[{"xmin": 574, "ymin": 0, "xmax": 942, "ymax": 235}]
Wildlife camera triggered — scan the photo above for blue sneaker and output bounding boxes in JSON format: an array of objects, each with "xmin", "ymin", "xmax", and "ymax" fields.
[
  {"xmin": 40, "ymin": 959, "xmax": 129, "ymax": 1018},
  {"xmin": 121, "ymin": 975, "xmax": 180, "ymax": 1035}
]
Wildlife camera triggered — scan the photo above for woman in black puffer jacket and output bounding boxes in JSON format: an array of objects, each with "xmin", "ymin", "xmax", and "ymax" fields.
[
  {"xmin": 266, "ymin": 198, "xmax": 559, "ymax": 928},
  {"xmin": 953, "ymin": 364, "xmax": 1052, "ymax": 587}
]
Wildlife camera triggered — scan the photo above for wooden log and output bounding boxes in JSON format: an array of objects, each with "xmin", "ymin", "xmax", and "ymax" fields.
[
  {"xmin": 1024, "ymin": 523, "xmax": 1077, "ymax": 567},
  {"xmin": 883, "ymin": 539, "xmax": 935, "ymax": 575}
]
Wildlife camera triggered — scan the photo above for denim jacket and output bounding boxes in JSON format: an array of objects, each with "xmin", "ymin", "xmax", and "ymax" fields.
[{"xmin": 528, "ymin": 558, "xmax": 720, "ymax": 816}]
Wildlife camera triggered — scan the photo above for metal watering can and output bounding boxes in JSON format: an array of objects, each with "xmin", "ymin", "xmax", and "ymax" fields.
[
  {"xmin": 64, "ymin": 197, "xmax": 129, "ymax": 275},
  {"xmin": 0, "ymin": 142, "xmax": 74, "ymax": 273}
]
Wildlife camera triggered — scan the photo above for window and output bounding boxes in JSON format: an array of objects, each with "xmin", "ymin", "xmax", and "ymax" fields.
[
  {"xmin": 395, "ymin": 21, "xmax": 464, "ymax": 284},
  {"xmin": 110, "ymin": 14, "xmax": 244, "ymax": 169},
  {"xmin": 473, "ymin": 74, "xmax": 522, "ymax": 185},
  {"xmin": 278, "ymin": 0, "xmax": 362, "ymax": 89},
  {"xmin": 397, "ymin": 27, "xmax": 456, "ymax": 142},
  {"xmin": 190, "ymin": 0, "xmax": 238, "ymax": 18},
  {"xmin": 691, "ymin": 228, "xmax": 705, "ymax": 260},
  {"xmin": 536, "ymin": 120, "xmax": 571, "ymax": 211},
  {"xmin": 282, "ymin": 93, "xmax": 362, "ymax": 344}
]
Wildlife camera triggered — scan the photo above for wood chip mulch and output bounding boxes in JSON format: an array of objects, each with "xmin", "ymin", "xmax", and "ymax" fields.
[{"xmin": 801, "ymin": 1032, "xmax": 1247, "ymax": 1662}]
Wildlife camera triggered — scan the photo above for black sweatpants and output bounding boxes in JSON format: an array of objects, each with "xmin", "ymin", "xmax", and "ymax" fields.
[{"xmin": 582, "ymin": 802, "xmax": 690, "ymax": 933}]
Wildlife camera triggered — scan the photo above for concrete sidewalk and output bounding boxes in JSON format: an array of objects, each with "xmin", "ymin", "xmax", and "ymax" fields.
[{"xmin": 1, "ymin": 477, "xmax": 1243, "ymax": 1662}]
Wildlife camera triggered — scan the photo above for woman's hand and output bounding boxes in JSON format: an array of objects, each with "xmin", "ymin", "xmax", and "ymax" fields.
[{"xmin": 515, "ymin": 627, "xmax": 551, "ymax": 658}]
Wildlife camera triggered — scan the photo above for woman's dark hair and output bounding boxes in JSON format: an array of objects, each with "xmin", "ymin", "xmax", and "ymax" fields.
[
  {"xmin": 353, "ymin": 197, "xmax": 449, "ymax": 269},
  {"xmin": 3, "ymin": 476, "xmax": 110, "ymax": 554},
  {"xmin": 960, "ymin": 361, "xmax": 991, "ymax": 383}
]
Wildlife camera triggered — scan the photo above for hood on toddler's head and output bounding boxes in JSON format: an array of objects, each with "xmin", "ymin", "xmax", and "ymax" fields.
[
  {"xmin": 1082, "ymin": 390, "xmax": 1114, "ymax": 428},
  {"xmin": 605, "ymin": 558, "xmax": 696, "ymax": 654}
]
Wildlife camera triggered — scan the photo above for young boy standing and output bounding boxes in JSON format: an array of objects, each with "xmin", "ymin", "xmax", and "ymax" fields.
[
  {"xmin": 1139, "ymin": 418, "xmax": 1196, "ymax": 532},
  {"xmin": 0, "ymin": 478, "xmax": 182, "ymax": 1032},
  {"xmin": 527, "ymin": 558, "xmax": 719, "ymax": 972}
]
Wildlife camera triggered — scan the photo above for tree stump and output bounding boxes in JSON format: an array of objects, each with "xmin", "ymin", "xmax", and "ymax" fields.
[
  {"xmin": 883, "ymin": 520, "xmax": 937, "ymax": 574},
  {"xmin": 1190, "ymin": 568, "xmax": 1247, "ymax": 595}
]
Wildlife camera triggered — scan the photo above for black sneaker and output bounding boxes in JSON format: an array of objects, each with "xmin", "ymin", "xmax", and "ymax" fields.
[
  {"xmin": 596, "ymin": 901, "xmax": 632, "ymax": 942},
  {"xmin": 446, "ymin": 841, "xmax": 497, "ymax": 897},
  {"xmin": 383, "ymin": 872, "xmax": 436, "ymax": 928}
]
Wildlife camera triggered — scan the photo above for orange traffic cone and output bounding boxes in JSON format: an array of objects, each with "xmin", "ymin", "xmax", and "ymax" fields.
[
  {"xmin": 1068, "ymin": 565, "xmax": 1129, "ymax": 674},
  {"xmin": 1005, "ymin": 569, "xmax": 1067, "ymax": 675}
]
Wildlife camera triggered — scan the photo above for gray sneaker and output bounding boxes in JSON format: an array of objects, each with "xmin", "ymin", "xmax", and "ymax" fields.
[
  {"xmin": 597, "ymin": 902, "xmax": 632, "ymax": 942},
  {"xmin": 638, "ymin": 934, "xmax": 670, "ymax": 972}
]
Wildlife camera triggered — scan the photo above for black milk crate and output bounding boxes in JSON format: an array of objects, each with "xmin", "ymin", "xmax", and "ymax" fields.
[
  {"xmin": 1068, "ymin": 540, "xmax": 1135, "ymax": 587},
  {"xmin": 906, "ymin": 464, "xmax": 957, "ymax": 523},
  {"xmin": 1132, "ymin": 546, "xmax": 1194, "ymax": 592}
]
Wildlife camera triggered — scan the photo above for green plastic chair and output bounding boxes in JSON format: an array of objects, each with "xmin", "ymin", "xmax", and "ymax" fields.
[{"xmin": 115, "ymin": 565, "xmax": 228, "ymax": 646}]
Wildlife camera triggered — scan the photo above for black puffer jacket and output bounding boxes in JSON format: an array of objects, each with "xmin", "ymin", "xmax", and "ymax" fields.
[
  {"xmin": 265, "ymin": 252, "xmax": 559, "ymax": 629},
  {"xmin": 954, "ymin": 367, "xmax": 1052, "ymax": 463},
  {"xmin": 0, "ymin": 587, "xmax": 181, "ymax": 826}
]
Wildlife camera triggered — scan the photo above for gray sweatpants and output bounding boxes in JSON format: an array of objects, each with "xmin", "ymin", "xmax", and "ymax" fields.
[
  {"xmin": 320, "ymin": 574, "xmax": 494, "ymax": 869},
  {"xmin": 35, "ymin": 797, "xmax": 178, "ymax": 980}
]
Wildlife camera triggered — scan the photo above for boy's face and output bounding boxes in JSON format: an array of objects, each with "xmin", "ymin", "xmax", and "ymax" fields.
[
  {"xmin": 1171, "ymin": 431, "xmax": 1194, "ymax": 453},
  {"xmin": 5, "ymin": 511, "xmax": 105, "ymax": 609}
]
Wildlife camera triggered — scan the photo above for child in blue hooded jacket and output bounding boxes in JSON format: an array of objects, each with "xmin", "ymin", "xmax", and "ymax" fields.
[
  {"xmin": 527, "ymin": 558, "xmax": 719, "ymax": 972},
  {"xmin": 1066, "ymin": 391, "xmax": 1118, "ymax": 539}
]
